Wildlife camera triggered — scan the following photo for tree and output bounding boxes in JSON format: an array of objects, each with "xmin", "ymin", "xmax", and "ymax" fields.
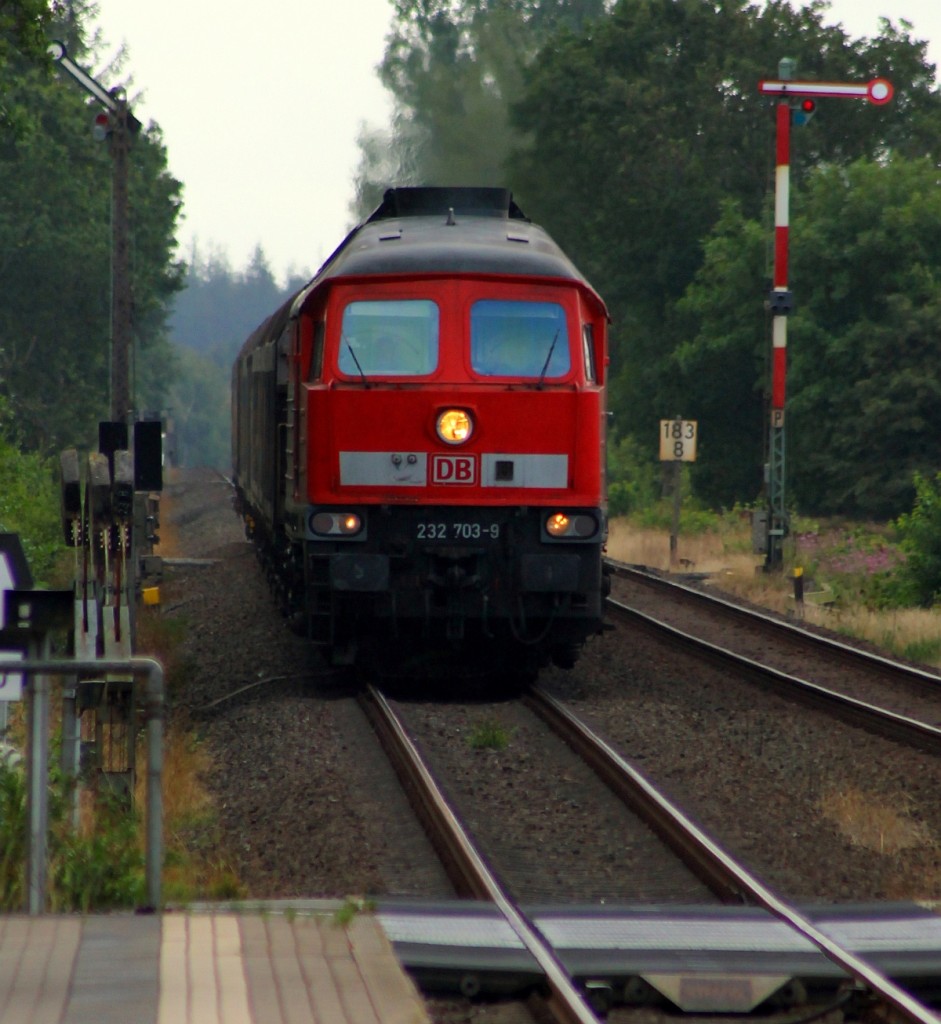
[
  {"xmin": 0, "ymin": 401, "xmax": 61, "ymax": 579},
  {"xmin": 166, "ymin": 345, "xmax": 230, "ymax": 470},
  {"xmin": 0, "ymin": 0, "xmax": 59, "ymax": 137},
  {"xmin": 787, "ymin": 157, "xmax": 941, "ymax": 517},
  {"xmin": 169, "ymin": 243, "xmax": 306, "ymax": 365},
  {"xmin": 670, "ymin": 155, "xmax": 941, "ymax": 518},
  {"xmin": 672, "ymin": 201, "xmax": 769, "ymax": 507},
  {"xmin": 357, "ymin": 0, "xmax": 941, "ymax": 519},
  {"xmin": 0, "ymin": 8, "xmax": 184, "ymax": 450},
  {"xmin": 505, "ymin": 0, "xmax": 941, "ymax": 513}
]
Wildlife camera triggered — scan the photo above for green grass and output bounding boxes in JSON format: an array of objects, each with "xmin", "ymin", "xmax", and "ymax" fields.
[{"xmin": 467, "ymin": 718, "xmax": 512, "ymax": 751}]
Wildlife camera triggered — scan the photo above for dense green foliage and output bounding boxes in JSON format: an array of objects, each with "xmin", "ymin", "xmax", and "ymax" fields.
[
  {"xmin": 0, "ymin": 2, "xmax": 183, "ymax": 452},
  {"xmin": 0, "ymin": 0, "xmax": 59, "ymax": 136},
  {"xmin": 509, "ymin": 0, "xmax": 941, "ymax": 515},
  {"xmin": 357, "ymin": 0, "xmax": 941, "ymax": 526},
  {"xmin": 893, "ymin": 472, "xmax": 941, "ymax": 607},
  {"xmin": 788, "ymin": 158, "xmax": 941, "ymax": 516},
  {"xmin": 0, "ymin": 409, "xmax": 61, "ymax": 580},
  {"xmin": 678, "ymin": 156, "xmax": 941, "ymax": 517}
]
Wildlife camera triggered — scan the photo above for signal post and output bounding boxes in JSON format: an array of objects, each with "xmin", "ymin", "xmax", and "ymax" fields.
[
  {"xmin": 48, "ymin": 41, "xmax": 141, "ymax": 422},
  {"xmin": 756, "ymin": 64, "xmax": 892, "ymax": 570}
]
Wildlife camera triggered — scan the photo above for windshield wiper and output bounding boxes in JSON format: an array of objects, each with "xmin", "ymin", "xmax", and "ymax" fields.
[
  {"xmin": 344, "ymin": 338, "xmax": 370, "ymax": 387},
  {"xmin": 537, "ymin": 330, "xmax": 560, "ymax": 390}
]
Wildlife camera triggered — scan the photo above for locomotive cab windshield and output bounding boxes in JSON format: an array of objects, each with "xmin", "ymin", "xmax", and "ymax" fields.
[
  {"xmin": 338, "ymin": 298, "xmax": 439, "ymax": 378},
  {"xmin": 471, "ymin": 299, "xmax": 570, "ymax": 379}
]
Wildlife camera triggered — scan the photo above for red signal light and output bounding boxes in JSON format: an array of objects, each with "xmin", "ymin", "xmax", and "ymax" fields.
[
  {"xmin": 792, "ymin": 98, "xmax": 816, "ymax": 126},
  {"xmin": 92, "ymin": 111, "xmax": 113, "ymax": 141}
]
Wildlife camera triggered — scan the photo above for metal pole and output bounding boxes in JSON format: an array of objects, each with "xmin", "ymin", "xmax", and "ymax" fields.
[
  {"xmin": 60, "ymin": 677, "xmax": 81, "ymax": 828},
  {"xmin": 766, "ymin": 92, "xmax": 791, "ymax": 571},
  {"xmin": 110, "ymin": 96, "xmax": 132, "ymax": 423},
  {"xmin": 144, "ymin": 665, "xmax": 163, "ymax": 910},
  {"xmin": 25, "ymin": 640, "xmax": 50, "ymax": 914}
]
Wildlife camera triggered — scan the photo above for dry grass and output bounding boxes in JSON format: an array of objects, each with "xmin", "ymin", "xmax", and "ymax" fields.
[
  {"xmin": 804, "ymin": 605, "xmax": 941, "ymax": 665},
  {"xmin": 606, "ymin": 520, "xmax": 794, "ymax": 612},
  {"xmin": 606, "ymin": 517, "xmax": 941, "ymax": 670},
  {"xmin": 818, "ymin": 786, "xmax": 936, "ymax": 856},
  {"xmin": 134, "ymin": 604, "xmax": 245, "ymax": 903},
  {"xmin": 135, "ymin": 727, "xmax": 244, "ymax": 903}
]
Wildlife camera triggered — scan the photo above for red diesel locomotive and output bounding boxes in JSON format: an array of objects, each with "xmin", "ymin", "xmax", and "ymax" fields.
[{"xmin": 232, "ymin": 186, "xmax": 609, "ymax": 681}]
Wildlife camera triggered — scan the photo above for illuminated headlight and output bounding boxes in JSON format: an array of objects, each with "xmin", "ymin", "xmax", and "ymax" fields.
[
  {"xmin": 310, "ymin": 511, "xmax": 363, "ymax": 537},
  {"xmin": 436, "ymin": 408, "xmax": 473, "ymax": 445},
  {"xmin": 545, "ymin": 512, "xmax": 598, "ymax": 540}
]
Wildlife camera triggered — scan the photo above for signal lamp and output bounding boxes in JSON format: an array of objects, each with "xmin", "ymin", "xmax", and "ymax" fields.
[
  {"xmin": 436, "ymin": 408, "xmax": 473, "ymax": 445},
  {"xmin": 92, "ymin": 111, "xmax": 113, "ymax": 141},
  {"xmin": 310, "ymin": 511, "xmax": 363, "ymax": 537},
  {"xmin": 545, "ymin": 512, "xmax": 598, "ymax": 540},
  {"xmin": 792, "ymin": 98, "xmax": 816, "ymax": 126}
]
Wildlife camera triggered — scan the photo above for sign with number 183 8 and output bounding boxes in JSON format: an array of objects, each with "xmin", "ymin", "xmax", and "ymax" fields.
[{"xmin": 659, "ymin": 419, "xmax": 698, "ymax": 462}]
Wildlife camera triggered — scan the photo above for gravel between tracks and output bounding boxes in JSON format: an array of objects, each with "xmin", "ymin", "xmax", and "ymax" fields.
[{"xmin": 158, "ymin": 468, "xmax": 941, "ymax": 907}]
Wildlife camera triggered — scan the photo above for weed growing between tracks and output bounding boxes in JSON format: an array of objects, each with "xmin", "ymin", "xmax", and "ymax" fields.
[{"xmin": 467, "ymin": 718, "xmax": 513, "ymax": 751}]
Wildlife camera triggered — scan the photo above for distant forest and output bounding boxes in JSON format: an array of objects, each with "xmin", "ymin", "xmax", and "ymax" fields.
[{"xmin": 166, "ymin": 245, "xmax": 309, "ymax": 469}]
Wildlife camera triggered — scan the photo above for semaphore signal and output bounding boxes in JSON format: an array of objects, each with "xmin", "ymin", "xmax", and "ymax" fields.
[
  {"xmin": 758, "ymin": 77, "xmax": 894, "ymax": 105},
  {"xmin": 756, "ymin": 64, "xmax": 893, "ymax": 571}
]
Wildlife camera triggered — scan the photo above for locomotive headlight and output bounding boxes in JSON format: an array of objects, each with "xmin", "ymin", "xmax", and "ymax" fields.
[
  {"xmin": 545, "ymin": 512, "xmax": 598, "ymax": 540},
  {"xmin": 546, "ymin": 513, "xmax": 571, "ymax": 537},
  {"xmin": 310, "ymin": 511, "xmax": 363, "ymax": 537},
  {"xmin": 436, "ymin": 408, "xmax": 473, "ymax": 445}
]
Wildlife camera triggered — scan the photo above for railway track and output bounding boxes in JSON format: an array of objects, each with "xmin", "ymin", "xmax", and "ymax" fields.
[
  {"xmin": 160, "ymin": 472, "xmax": 941, "ymax": 1022},
  {"xmin": 359, "ymin": 684, "xmax": 941, "ymax": 1024},
  {"xmin": 607, "ymin": 561, "xmax": 941, "ymax": 748}
]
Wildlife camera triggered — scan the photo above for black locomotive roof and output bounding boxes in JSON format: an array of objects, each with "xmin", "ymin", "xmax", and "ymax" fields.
[
  {"xmin": 366, "ymin": 186, "xmax": 528, "ymax": 222},
  {"xmin": 303, "ymin": 186, "xmax": 595, "ymax": 294}
]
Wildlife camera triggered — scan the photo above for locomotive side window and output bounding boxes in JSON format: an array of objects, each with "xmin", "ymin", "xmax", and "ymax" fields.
[
  {"xmin": 309, "ymin": 321, "xmax": 325, "ymax": 381},
  {"xmin": 338, "ymin": 299, "xmax": 438, "ymax": 377},
  {"xmin": 471, "ymin": 300, "xmax": 570, "ymax": 378},
  {"xmin": 582, "ymin": 324, "xmax": 596, "ymax": 384}
]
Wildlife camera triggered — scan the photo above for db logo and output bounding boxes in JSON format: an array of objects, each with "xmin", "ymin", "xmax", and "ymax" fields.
[{"xmin": 432, "ymin": 454, "xmax": 477, "ymax": 485}]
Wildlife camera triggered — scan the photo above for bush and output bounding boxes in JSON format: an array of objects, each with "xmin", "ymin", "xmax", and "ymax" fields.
[
  {"xmin": 794, "ymin": 525, "xmax": 907, "ymax": 611},
  {"xmin": 607, "ymin": 433, "xmax": 659, "ymax": 517},
  {"xmin": 0, "ymin": 427, "xmax": 63, "ymax": 582},
  {"xmin": 893, "ymin": 472, "xmax": 941, "ymax": 607},
  {"xmin": 0, "ymin": 760, "xmax": 145, "ymax": 912}
]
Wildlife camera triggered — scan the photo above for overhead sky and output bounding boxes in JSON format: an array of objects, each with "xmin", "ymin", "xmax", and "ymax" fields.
[{"xmin": 89, "ymin": 0, "xmax": 940, "ymax": 285}]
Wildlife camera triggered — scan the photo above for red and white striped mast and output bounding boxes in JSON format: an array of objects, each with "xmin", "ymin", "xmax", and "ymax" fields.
[{"xmin": 757, "ymin": 64, "xmax": 892, "ymax": 570}]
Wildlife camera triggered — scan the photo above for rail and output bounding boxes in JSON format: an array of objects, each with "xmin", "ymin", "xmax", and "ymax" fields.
[
  {"xmin": 360, "ymin": 684, "xmax": 604, "ymax": 1024},
  {"xmin": 526, "ymin": 686, "xmax": 940, "ymax": 1024},
  {"xmin": 606, "ymin": 595, "xmax": 941, "ymax": 753}
]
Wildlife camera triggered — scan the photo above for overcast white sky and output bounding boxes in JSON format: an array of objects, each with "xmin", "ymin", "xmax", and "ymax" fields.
[{"xmin": 89, "ymin": 0, "xmax": 940, "ymax": 285}]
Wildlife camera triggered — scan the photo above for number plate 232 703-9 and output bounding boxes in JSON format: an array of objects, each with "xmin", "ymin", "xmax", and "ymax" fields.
[{"xmin": 415, "ymin": 521, "xmax": 501, "ymax": 542}]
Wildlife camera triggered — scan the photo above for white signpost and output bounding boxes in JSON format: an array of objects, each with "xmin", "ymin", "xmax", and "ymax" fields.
[
  {"xmin": 0, "ymin": 535, "xmax": 32, "ymax": 705},
  {"xmin": 660, "ymin": 418, "xmax": 698, "ymax": 568},
  {"xmin": 659, "ymin": 418, "xmax": 698, "ymax": 463}
]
